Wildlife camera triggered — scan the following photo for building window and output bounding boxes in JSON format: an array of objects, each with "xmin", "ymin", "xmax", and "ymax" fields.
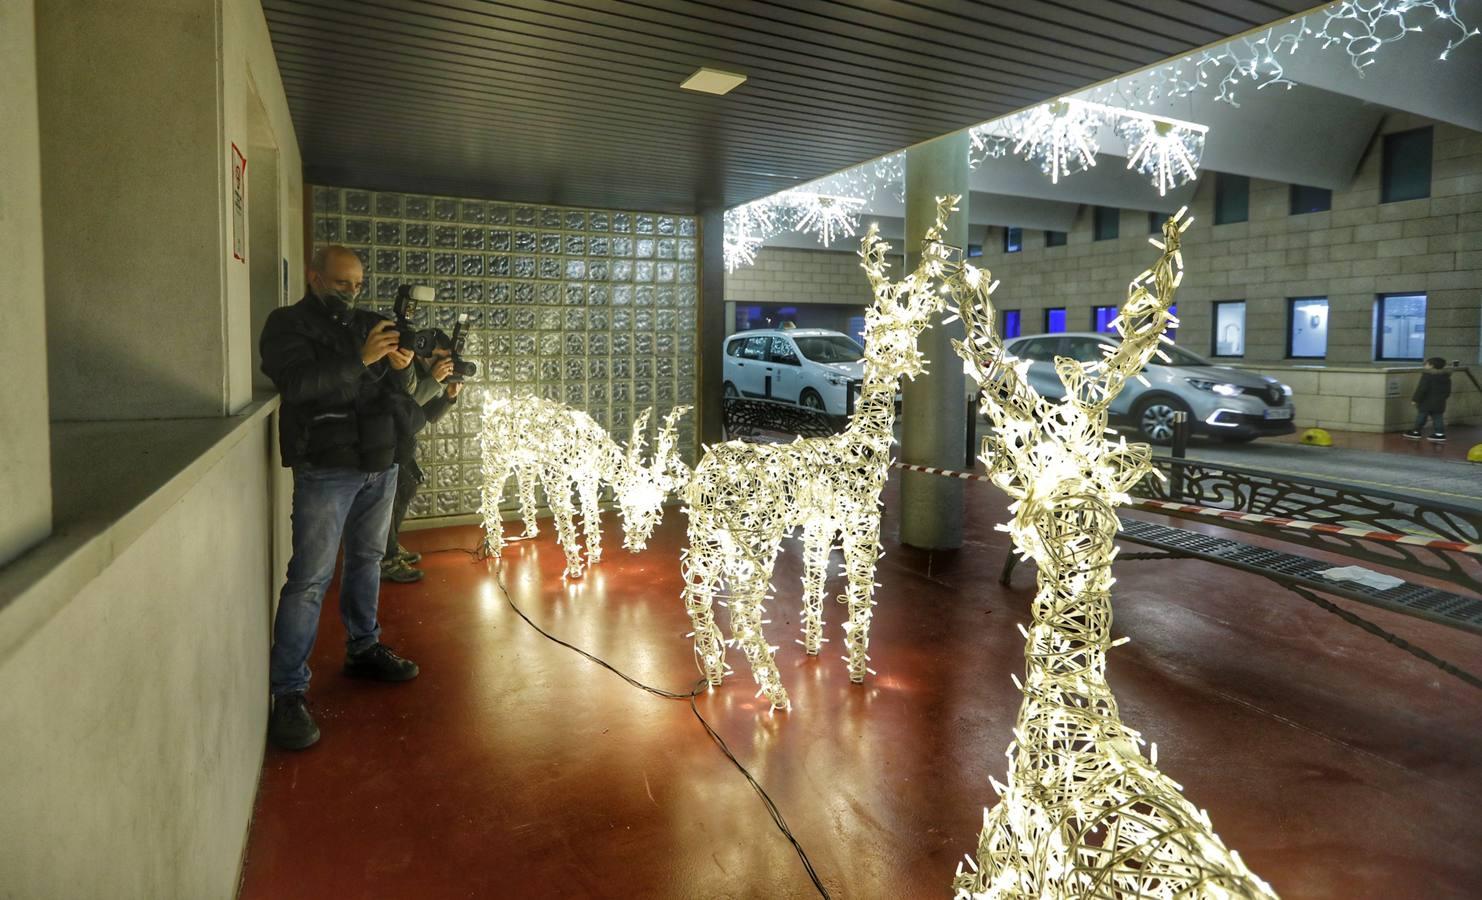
[
  {"xmin": 1045, "ymin": 230, "xmax": 1067, "ymax": 247},
  {"xmin": 1214, "ymin": 173, "xmax": 1249, "ymax": 225},
  {"xmin": 1376, "ymin": 292, "xmax": 1427, "ymax": 360},
  {"xmin": 1290, "ymin": 184, "xmax": 1331, "ymax": 215},
  {"xmin": 1382, "ymin": 127, "xmax": 1432, "ymax": 203},
  {"xmin": 1168, "ymin": 303, "xmax": 1178, "ymax": 342},
  {"xmin": 1002, "ymin": 309, "xmax": 1021, "ymax": 339},
  {"xmin": 966, "ymin": 243, "xmax": 983, "ymax": 258},
  {"xmin": 1212, "ymin": 301, "xmax": 1246, "ymax": 357},
  {"xmin": 1004, "ymin": 227, "xmax": 1022, "ymax": 253},
  {"xmin": 1094, "ymin": 206, "xmax": 1119, "ymax": 241},
  {"xmin": 1288, "ymin": 297, "xmax": 1330, "ymax": 358},
  {"xmin": 1092, "ymin": 305, "xmax": 1118, "ymax": 334},
  {"xmin": 1045, "ymin": 308, "xmax": 1067, "ymax": 333}
]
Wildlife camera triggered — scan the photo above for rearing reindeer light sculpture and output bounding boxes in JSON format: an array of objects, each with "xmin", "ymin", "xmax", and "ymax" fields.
[
  {"xmin": 945, "ymin": 209, "xmax": 1278, "ymax": 899},
  {"xmin": 681, "ymin": 197, "xmax": 960, "ymax": 711}
]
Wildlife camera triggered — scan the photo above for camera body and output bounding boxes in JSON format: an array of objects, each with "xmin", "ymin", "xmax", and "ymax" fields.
[
  {"xmin": 393, "ymin": 284, "xmax": 440, "ymax": 357},
  {"xmin": 446, "ymin": 313, "xmax": 478, "ymax": 383}
]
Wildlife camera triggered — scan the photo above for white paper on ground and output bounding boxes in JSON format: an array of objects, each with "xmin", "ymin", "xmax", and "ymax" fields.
[{"xmin": 1318, "ymin": 565, "xmax": 1405, "ymax": 592}]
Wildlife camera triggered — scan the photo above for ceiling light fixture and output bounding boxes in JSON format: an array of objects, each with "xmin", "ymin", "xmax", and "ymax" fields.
[{"xmin": 680, "ymin": 67, "xmax": 747, "ymax": 95}]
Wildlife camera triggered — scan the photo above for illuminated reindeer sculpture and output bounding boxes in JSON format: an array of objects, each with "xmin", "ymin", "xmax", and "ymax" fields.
[
  {"xmin": 945, "ymin": 209, "xmax": 1276, "ymax": 899},
  {"xmin": 479, "ymin": 395, "xmax": 691, "ymax": 578},
  {"xmin": 681, "ymin": 197, "xmax": 959, "ymax": 710}
]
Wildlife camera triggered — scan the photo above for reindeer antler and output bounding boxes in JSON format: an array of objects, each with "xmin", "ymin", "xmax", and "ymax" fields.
[{"xmin": 625, "ymin": 408, "xmax": 654, "ymax": 470}]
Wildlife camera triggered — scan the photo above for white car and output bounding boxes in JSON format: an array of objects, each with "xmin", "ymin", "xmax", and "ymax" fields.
[{"xmin": 723, "ymin": 329, "xmax": 864, "ymax": 415}]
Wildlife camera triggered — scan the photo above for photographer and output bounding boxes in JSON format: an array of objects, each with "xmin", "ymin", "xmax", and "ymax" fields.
[
  {"xmin": 258, "ymin": 245, "xmax": 422, "ymax": 752},
  {"xmin": 381, "ymin": 332, "xmax": 464, "ymax": 583}
]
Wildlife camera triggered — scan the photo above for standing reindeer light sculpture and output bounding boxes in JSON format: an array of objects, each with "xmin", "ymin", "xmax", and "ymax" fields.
[
  {"xmin": 680, "ymin": 197, "xmax": 960, "ymax": 711},
  {"xmin": 945, "ymin": 209, "xmax": 1277, "ymax": 899},
  {"xmin": 479, "ymin": 394, "xmax": 690, "ymax": 578}
]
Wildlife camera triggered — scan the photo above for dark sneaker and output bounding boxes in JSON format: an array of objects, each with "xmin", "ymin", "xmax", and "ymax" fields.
[
  {"xmin": 1427, "ymin": 433, "xmax": 1447, "ymax": 443},
  {"xmin": 268, "ymin": 692, "xmax": 320, "ymax": 751},
  {"xmin": 395, "ymin": 544, "xmax": 422, "ymax": 565},
  {"xmin": 344, "ymin": 643, "xmax": 420, "ymax": 682},
  {"xmin": 380, "ymin": 559, "xmax": 424, "ymax": 583},
  {"xmin": 1402, "ymin": 430, "xmax": 1422, "ymax": 440}
]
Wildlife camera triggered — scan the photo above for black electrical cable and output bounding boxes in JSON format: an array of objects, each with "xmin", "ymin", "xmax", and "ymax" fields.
[{"xmin": 454, "ymin": 544, "xmax": 832, "ymax": 898}]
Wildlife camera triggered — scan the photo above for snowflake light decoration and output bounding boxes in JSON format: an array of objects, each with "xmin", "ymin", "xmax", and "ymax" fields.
[
  {"xmin": 681, "ymin": 197, "xmax": 959, "ymax": 710},
  {"xmin": 784, "ymin": 191, "xmax": 865, "ymax": 246},
  {"xmin": 943, "ymin": 210, "xmax": 1277, "ymax": 899},
  {"xmin": 1117, "ymin": 113, "xmax": 1208, "ymax": 196},
  {"xmin": 1007, "ymin": 99, "xmax": 1105, "ymax": 184}
]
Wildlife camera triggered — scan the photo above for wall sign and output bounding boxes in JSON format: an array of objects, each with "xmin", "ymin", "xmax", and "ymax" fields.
[{"xmin": 231, "ymin": 143, "xmax": 247, "ymax": 263}]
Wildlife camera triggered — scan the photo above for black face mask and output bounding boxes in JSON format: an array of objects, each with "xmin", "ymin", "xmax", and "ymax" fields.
[{"xmin": 313, "ymin": 286, "xmax": 356, "ymax": 319}]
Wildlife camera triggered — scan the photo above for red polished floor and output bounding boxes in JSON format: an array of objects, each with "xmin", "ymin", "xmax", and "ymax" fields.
[{"xmin": 238, "ymin": 478, "xmax": 1482, "ymax": 899}]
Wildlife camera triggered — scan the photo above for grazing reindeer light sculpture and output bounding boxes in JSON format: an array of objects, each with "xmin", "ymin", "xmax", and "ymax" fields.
[
  {"xmin": 681, "ymin": 197, "xmax": 960, "ymax": 711},
  {"xmin": 479, "ymin": 395, "xmax": 691, "ymax": 578},
  {"xmin": 946, "ymin": 210, "xmax": 1277, "ymax": 899}
]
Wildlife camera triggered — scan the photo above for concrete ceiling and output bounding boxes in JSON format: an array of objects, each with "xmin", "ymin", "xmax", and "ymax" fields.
[{"xmin": 261, "ymin": 0, "xmax": 1316, "ymax": 212}]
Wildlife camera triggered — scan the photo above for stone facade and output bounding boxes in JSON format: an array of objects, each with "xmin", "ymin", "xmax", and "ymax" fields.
[{"xmin": 728, "ymin": 113, "xmax": 1482, "ymax": 431}]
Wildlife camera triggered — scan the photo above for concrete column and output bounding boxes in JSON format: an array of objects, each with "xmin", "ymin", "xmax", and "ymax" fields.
[
  {"xmin": 0, "ymin": 0, "xmax": 52, "ymax": 565},
  {"xmin": 699, "ymin": 207, "xmax": 728, "ymax": 445},
  {"xmin": 899, "ymin": 133, "xmax": 969, "ymax": 549},
  {"xmin": 36, "ymin": 0, "xmax": 227, "ymax": 420}
]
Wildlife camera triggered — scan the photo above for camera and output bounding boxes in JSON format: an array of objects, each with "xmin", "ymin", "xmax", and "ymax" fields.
[
  {"xmin": 393, "ymin": 284, "xmax": 440, "ymax": 357},
  {"xmin": 445, "ymin": 313, "xmax": 478, "ymax": 383}
]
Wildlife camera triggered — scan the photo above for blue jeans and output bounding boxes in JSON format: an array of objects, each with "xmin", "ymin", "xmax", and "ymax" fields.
[
  {"xmin": 269, "ymin": 465, "xmax": 398, "ymax": 696},
  {"xmin": 1414, "ymin": 409, "xmax": 1445, "ymax": 434}
]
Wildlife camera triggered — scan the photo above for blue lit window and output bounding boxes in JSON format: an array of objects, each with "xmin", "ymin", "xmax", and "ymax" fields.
[
  {"xmin": 1003, "ymin": 310, "xmax": 1021, "ymax": 338},
  {"xmin": 1092, "ymin": 305, "xmax": 1118, "ymax": 334},
  {"xmin": 1004, "ymin": 227, "xmax": 1022, "ymax": 253},
  {"xmin": 1045, "ymin": 308, "xmax": 1067, "ymax": 333}
]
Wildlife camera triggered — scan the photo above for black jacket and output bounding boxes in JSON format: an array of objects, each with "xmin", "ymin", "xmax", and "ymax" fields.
[
  {"xmin": 1412, "ymin": 370, "xmax": 1452, "ymax": 414},
  {"xmin": 259, "ymin": 292, "xmax": 420, "ymax": 469}
]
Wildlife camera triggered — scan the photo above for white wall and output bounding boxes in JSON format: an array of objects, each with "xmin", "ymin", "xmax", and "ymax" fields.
[
  {"xmin": 0, "ymin": 0, "xmax": 51, "ymax": 565},
  {"xmin": 0, "ymin": 423, "xmax": 274, "ymax": 900}
]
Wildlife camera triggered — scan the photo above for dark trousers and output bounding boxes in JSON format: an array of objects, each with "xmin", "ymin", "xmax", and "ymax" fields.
[{"xmin": 384, "ymin": 455, "xmax": 421, "ymax": 559}]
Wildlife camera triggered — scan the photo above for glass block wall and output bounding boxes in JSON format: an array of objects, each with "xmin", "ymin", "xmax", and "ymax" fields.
[{"xmin": 310, "ymin": 185, "xmax": 700, "ymax": 521}]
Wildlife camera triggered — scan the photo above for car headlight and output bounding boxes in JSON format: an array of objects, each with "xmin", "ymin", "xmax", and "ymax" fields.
[
  {"xmin": 1280, "ymin": 383, "xmax": 1293, "ymax": 397},
  {"xmin": 826, "ymin": 374, "xmax": 845, "ymax": 385},
  {"xmin": 1186, "ymin": 378, "xmax": 1243, "ymax": 397}
]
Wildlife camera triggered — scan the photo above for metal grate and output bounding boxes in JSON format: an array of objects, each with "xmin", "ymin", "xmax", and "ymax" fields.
[{"xmin": 1118, "ymin": 517, "xmax": 1482, "ymax": 635}]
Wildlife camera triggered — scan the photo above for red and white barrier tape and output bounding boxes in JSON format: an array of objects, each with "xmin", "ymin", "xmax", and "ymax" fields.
[{"xmin": 889, "ymin": 461, "xmax": 1482, "ymax": 556}]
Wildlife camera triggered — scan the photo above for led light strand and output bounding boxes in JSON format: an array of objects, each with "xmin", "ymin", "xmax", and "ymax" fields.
[
  {"xmin": 479, "ymin": 394, "xmax": 691, "ymax": 578},
  {"xmin": 682, "ymin": 197, "xmax": 959, "ymax": 710},
  {"xmin": 1091, "ymin": 0, "xmax": 1478, "ymax": 109},
  {"xmin": 945, "ymin": 211, "xmax": 1278, "ymax": 899},
  {"xmin": 1116, "ymin": 115, "xmax": 1208, "ymax": 197}
]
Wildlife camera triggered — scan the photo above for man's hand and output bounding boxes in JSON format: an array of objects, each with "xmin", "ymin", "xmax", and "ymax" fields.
[
  {"xmin": 431, "ymin": 357, "xmax": 455, "ymax": 383},
  {"xmin": 360, "ymin": 320, "xmax": 400, "ymax": 367},
  {"xmin": 387, "ymin": 347, "xmax": 415, "ymax": 370},
  {"xmin": 447, "ymin": 382, "xmax": 463, "ymax": 399}
]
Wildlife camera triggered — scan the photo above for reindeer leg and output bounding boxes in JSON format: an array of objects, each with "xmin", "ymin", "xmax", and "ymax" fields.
[
  {"xmin": 577, "ymin": 481, "xmax": 603, "ymax": 566},
  {"xmin": 545, "ymin": 471, "xmax": 584, "ymax": 579},
  {"xmin": 840, "ymin": 514, "xmax": 883, "ymax": 684},
  {"xmin": 726, "ymin": 535, "xmax": 789, "ymax": 709},
  {"xmin": 680, "ymin": 526, "xmax": 727, "ymax": 686},
  {"xmin": 479, "ymin": 461, "xmax": 511, "ymax": 558},
  {"xmin": 799, "ymin": 522, "xmax": 833, "ymax": 656},
  {"xmin": 515, "ymin": 464, "xmax": 541, "ymax": 539}
]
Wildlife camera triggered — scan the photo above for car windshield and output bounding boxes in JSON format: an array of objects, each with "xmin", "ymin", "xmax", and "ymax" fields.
[
  {"xmin": 1156, "ymin": 344, "xmax": 1212, "ymax": 367},
  {"xmin": 793, "ymin": 335, "xmax": 863, "ymax": 363}
]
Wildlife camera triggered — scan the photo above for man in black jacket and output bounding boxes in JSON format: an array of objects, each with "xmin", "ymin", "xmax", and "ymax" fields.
[{"xmin": 259, "ymin": 245, "xmax": 422, "ymax": 751}]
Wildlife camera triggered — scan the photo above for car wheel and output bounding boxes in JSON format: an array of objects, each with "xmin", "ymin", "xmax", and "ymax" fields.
[
  {"xmin": 1133, "ymin": 396, "xmax": 1190, "ymax": 445},
  {"xmin": 723, "ymin": 382, "xmax": 739, "ymax": 399},
  {"xmin": 800, "ymin": 388, "xmax": 826, "ymax": 413}
]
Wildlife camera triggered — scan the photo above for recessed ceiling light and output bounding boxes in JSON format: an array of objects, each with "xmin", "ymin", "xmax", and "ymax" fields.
[{"xmin": 680, "ymin": 67, "xmax": 747, "ymax": 95}]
